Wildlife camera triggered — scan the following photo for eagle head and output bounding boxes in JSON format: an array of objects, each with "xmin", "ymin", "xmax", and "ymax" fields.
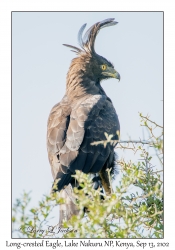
[{"xmin": 63, "ymin": 18, "xmax": 120, "ymax": 95}]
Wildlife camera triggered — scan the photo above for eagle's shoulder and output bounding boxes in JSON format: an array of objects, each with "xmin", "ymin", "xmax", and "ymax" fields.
[{"xmin": 47, "ymin": 95, "xmax": 71, "ymax": 154}]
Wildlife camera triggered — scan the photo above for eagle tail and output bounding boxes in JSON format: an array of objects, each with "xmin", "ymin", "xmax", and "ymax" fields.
[{"xmin": 59, "ymin": 184, "xmax": 79, "ymax": 226}]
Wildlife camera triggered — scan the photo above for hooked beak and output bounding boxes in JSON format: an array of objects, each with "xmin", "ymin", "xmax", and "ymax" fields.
[
  {"xmin": 102, "ymin": 67, "xmax": 120, "ymax": 81},
  {"xmin": 112, "ymin": 70, "xmax": 120, "ymax": 81}
]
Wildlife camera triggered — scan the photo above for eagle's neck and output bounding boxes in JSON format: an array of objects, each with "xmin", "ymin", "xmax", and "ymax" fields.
[
  {"xmin": 66, "ymin": 76, "xmax": 107, "ymax": 101},
  {"xmin": 66, "ymin": 61, "xmax": 106, "ymax": 101}
]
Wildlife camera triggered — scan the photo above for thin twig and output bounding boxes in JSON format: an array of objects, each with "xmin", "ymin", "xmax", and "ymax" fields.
[{"xmin": 140, "ymin": 114, "xmax": 163, "ymax": 129}]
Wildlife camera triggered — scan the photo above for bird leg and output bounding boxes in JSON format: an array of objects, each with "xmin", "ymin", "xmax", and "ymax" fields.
[{"xmin": 99, "ymin": 168, "xmax": 112, "ymax": 195}]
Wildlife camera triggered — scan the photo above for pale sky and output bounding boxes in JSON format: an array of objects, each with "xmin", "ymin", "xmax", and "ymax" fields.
[{"xmin": 12, "ymin": 12, "xmax": 163, "ymax": 219}]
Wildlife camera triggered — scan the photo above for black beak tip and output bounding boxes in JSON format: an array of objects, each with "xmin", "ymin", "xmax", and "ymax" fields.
[{"xmin": 118, "ymin": 73, "xmax": 121, "ymax": 81}]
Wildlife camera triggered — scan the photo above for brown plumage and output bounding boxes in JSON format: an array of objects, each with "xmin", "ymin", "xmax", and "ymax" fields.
[{"xmin": 47, "ymin": 18, "xmax": 120, "ymax": 225}]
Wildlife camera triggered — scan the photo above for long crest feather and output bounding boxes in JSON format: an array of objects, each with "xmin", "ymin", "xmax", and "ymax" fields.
[
  {"xmin": 82, "ymin": 18, "xmax": 118, "ymax": 54},
  {"xmin": 62, "ymin": 44, "xmax": 82, "ymax": 54},
  {"xmin": 63, "ymin": 18, "xmax": 118, "ymax": 55},
  {"xmin": 78, "ymin": 23, "xmax": 87, "ymax": 49}
]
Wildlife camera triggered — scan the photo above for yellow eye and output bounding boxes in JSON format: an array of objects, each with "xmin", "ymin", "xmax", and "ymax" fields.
[{"xmin": 101, "ymin": 64, "xmax": 107, "ymax": 70}]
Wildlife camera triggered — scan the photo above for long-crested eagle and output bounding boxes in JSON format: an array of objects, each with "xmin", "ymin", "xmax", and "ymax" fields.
[{"xmin": 47, "ymin": 18, "xmax": 120, "ymax": 224}]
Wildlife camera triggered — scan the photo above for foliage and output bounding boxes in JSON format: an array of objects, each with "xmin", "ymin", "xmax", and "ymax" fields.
[{"xmin": 12, "ymin": 113, "xmax": 163, "ymax": 238}]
